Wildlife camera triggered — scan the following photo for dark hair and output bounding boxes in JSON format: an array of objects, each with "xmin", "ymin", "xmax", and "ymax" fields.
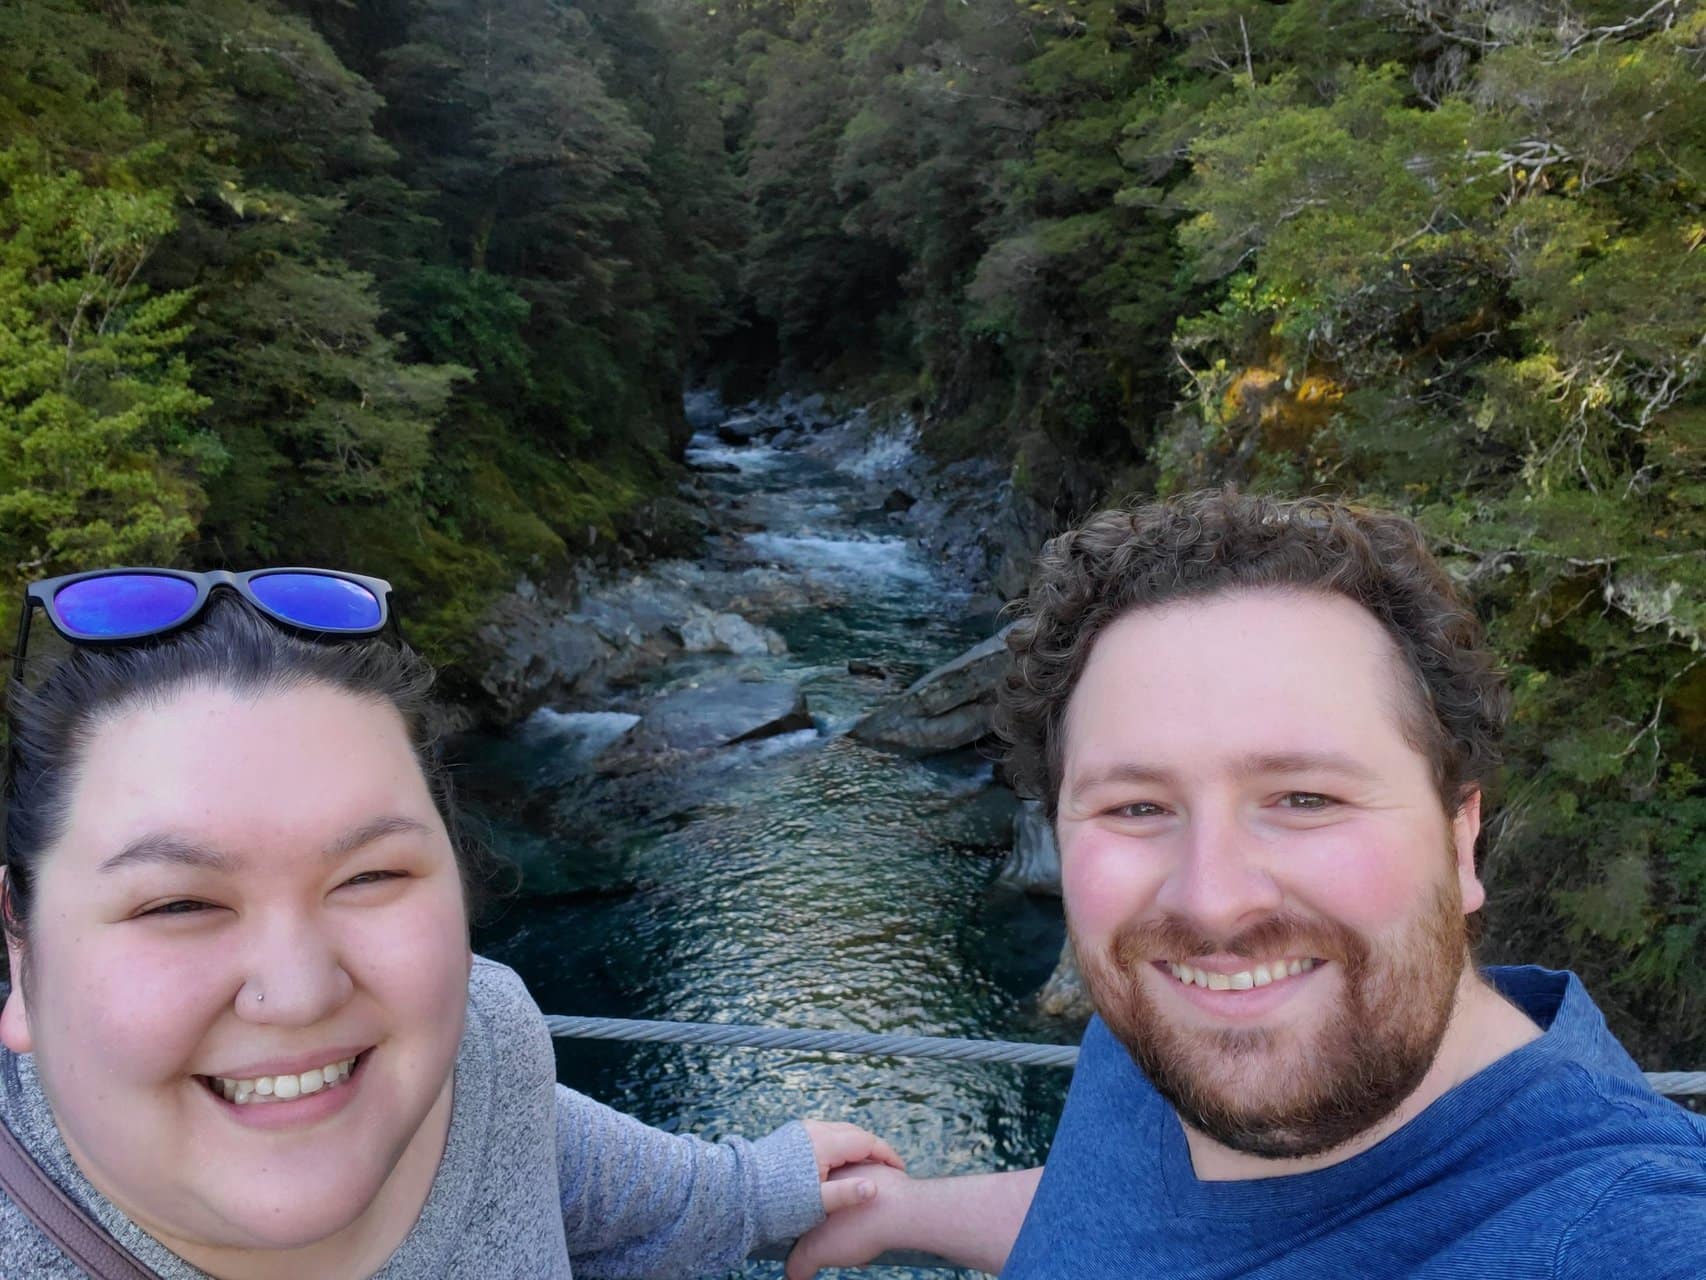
[
  {"xmin": 996, "ymin": 489, "xmax": 1510, "ymax": 818},
  {"xmin": 3, "ymin": 594, "xmax": 507, "ymax": 951}
]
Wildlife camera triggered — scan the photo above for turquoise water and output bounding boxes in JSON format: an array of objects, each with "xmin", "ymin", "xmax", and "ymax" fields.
[{"xmin": 455, "ymin": 426, "xmax": 1070, "ymax": 1275}]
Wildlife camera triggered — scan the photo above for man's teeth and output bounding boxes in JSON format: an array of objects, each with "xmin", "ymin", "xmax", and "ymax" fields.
[
  {"xmin": 211, "ymin": 1057, "xmax": 357, "ymax": 1105},
  {"xmin": 1167, "ymin": 958, "xmax": 1316, "ymax": 990}
]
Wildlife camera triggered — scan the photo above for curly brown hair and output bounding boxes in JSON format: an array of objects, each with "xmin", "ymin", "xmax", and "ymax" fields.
[{"xmin": 996, "ymin": 489, "xmax": 1510, "ymax": 818}]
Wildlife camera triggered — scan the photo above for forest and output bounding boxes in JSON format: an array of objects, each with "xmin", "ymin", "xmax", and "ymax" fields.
[{"xmin": 1, "ymin": 0, "xmax": 1702, "ymax": 1062}]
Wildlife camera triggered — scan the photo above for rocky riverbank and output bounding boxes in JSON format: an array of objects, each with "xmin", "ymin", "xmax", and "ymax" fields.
[
  {"xmin": 463, "ymin": 391, "xmax": 1050, "ymax": 730},
  {"xmin": 459, "ymin": 390, "xmax": 1089, "ymax": 1021},
  {"xmin": 999, "ymin": 801, "xmax": 1091, "ymax": 1023}
]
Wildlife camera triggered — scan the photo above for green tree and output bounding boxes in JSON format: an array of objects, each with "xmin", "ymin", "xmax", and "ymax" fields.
[
  {"xmin": 0, "ymin": 149, "xmax": 210, "ymax": 594},
  {"xmin": 965, "ymin": 0, "xmax": 1184, "ymax": 469},
  {"xmin": 739, "ymin": 11, "xmax": 910, "ymax": 374}
]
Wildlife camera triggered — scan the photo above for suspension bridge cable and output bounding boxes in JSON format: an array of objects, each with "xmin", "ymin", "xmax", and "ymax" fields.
[{"xmin": 544, "ymin": 1015, "xmax": 1706, "ymax": 1097}]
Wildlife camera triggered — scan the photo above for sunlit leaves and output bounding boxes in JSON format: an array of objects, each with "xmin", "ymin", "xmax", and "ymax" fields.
[
  {"xmin": 0, "ymin": 146, "xmax": 210, "ymax": 582},
  {"xmin": 1176, "ymin": 67, "xmax": 1493, "ymax": 287}
]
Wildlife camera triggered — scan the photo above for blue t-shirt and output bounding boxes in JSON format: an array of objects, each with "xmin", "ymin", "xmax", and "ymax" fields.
[{"xmin": 1005, "ymin": 966, "xmax": 1706, "ymax": 1278}]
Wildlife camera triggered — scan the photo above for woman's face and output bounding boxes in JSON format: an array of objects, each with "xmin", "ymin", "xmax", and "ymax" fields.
[{"xmin": 1, "ymin": 681, "xmax": 472, "ymax": 1256}]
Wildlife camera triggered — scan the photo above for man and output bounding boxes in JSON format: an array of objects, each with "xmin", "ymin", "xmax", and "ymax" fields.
[{"xmin": 786, "ymin": 490, "xmax": 1706, "ymax": 1278}]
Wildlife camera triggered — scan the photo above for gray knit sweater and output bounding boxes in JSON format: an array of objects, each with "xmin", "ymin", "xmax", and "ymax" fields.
[{"xmin": 0, "ymin": 957, "xmax": 824, "ymax": 1277}]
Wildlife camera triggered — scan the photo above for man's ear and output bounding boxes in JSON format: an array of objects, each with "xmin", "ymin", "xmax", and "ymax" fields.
[
  {"xmin": 0, "ymin": 870, "xmax": 32, "ymax": 1054},
  {"xmin": 1452, "ymin": 787, "xmax": 1485, "ymax": 916}
]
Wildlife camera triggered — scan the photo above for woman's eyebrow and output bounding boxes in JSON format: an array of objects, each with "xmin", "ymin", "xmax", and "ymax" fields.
[
  {"xmin": 99, "ymin": 834, "xmax": 232, "ymax": 874},
  {"xmin": 323, "ymin": 815, "xmax": 431, "ymax": 861},
  {"xmin": 98, "ymin": 816, "xmax": 430, "ymax": 874}
]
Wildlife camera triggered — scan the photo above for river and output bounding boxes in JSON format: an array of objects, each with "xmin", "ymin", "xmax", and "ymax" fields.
[{"xmin": 453, "ymin": 401, "xmax": 1072, "ymax": 1276}]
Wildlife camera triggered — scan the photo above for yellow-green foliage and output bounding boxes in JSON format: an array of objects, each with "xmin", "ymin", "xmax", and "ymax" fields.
[{"xmin": 0, "ymin": 142, "xmax": 212, "ymax": 637}]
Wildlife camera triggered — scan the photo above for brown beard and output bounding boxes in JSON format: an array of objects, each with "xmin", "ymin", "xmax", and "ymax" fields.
[{"xmin": 1076, "ymin": 880, "xmax": 1467, "ymax": 1159}]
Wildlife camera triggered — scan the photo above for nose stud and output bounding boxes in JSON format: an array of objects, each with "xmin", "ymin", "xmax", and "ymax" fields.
[{"xmin": 254, "ymin": 991, "xmax": 264, "ymax": 1003}]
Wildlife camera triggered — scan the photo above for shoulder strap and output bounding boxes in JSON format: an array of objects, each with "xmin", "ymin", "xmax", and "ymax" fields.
[{"xmin": 0, "ymin": 1115, "xmax": 155, "ymax": 1279}]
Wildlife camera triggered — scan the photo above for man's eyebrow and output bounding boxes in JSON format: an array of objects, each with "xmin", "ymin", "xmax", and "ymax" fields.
[
  {"xmin": 99, "ymin": 834, "xmax": 234, "ymax": 875},
  {"xmin": 1067, "ymin": 762, "xmax": 1177, "ymax": 798},
  {"xmin": 98, "ymin": 816, "xmax": 431, "ymax": 874},
  {"xmin": 1066, "ymin": 752, "xmax": 1377, "ymax": 799},
  {"xmin": 1234, "ymin": 751, "xmax": 1378, "ymax": 782}
]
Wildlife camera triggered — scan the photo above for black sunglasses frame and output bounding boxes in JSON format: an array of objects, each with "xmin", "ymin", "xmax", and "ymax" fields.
[{"xmin": 12, "ymin": 567, "xmax": 397, "ymax": 683}]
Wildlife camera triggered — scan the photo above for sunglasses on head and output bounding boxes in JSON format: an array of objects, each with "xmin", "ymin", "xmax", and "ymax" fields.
[{"xmin": 12, "ymin": 567, "xmax": 396, "ymax": 682}]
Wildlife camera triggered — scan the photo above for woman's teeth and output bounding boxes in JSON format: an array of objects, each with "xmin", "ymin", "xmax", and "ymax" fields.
[
  {"xmin": 1168, "ymin": 958, "xmax": 1317, "ymax": 990},
  {"xmin": 209, "ymin": 1057, "xmax": 357, "ymax": 1105}
]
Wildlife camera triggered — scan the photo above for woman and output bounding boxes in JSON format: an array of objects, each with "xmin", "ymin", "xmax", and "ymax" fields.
[{"xmin": 0, "ymin": 567, "xmax": 898, "ymax": 1278}]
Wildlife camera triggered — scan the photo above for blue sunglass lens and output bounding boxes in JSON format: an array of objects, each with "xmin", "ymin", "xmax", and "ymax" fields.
[
  {"xmin": 52, "ymin": 575, "xmax": 199, "ymax": 638},
  {"xmin": 248, "ymin": 573, "xmax": 382, "ymax": 631}
]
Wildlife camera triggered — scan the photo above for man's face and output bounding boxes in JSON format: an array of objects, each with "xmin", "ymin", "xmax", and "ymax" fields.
[{"xmin": 1056, "ymin": 588, "xmax": 1485, "ymax": 1159}]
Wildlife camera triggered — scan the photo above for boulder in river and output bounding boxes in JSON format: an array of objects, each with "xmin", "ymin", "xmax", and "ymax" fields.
[
  {"xmin": 998, "ymin": 799, "xmax": 1061, "ymax": 895},
  {"xmin": 848, "ymin": 624, "xmax": 1014, "ymax": 753},
  {"xmin": 597, "ymin": 677, "xmax": 814, "ymax": 774},
  {"xmin": 683, "ymin": 388, "xmax": 724, "ymax": 431},
  {"xmin": 674, "ymin": 607, "xmax": 787, "ymax": 657},
  {"xmin": 715, "ymin": 413, "xmax": 776, "ymax": 444},
  {"xmin": 1037, "ymin": 938, "xmax": 1093, "ymax": 1024},
  {"xmin": 476, "ymin": 605, "xmax": 623, "ymax": 723},
  {"xmin": 881, "ymin": 487, "xmax": 916, "ymax": 513}
]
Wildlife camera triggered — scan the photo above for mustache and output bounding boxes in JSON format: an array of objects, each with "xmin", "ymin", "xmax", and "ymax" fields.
[{"xmin": 1108, "ymin": 912, "xmax": 1370, "ymax": 973}]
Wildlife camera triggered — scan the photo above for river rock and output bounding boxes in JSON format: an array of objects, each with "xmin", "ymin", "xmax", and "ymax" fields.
[
  {"xmin": 1037, "ymin": 938, "xmax": 1093, "ymax": 1023},
  {"xmin": 715, "ymin": 413, "xmax": 767, "ymax": 444},
  {"xmin": 903, "ymin": 459, "xmax": 1054, "ymax": 602},
  {"xmin": 472, "ymin": 559, "xmax": 814, "ymax": 722},
  {"xmin": 674, "ymin": 607, "xmax": 787, "ymax": 657},
  {"xmin": 998, "ymin": 799, "xmax": 1061, "ymax": 895},
  {"xmin": 989, "ymin": 487, "xmax": 1054, "ymax": 601},
  {"xmin": 476, "ymin": 602, "xmax": 622, "ymax": 722},
  {"xmin": 848, "ymin": 624, "xmax": 1014, "ymax": 752},
  {"xmin": 683, "ymin": 387, "xmax": 725, "ymax": 431},
  {"xmin": 597, "ymin": 677, "xmax": 813, "ymax": 773},
  {"xmin": 882, "ymin": 487, "xmax": 916, "ymax": 513}
]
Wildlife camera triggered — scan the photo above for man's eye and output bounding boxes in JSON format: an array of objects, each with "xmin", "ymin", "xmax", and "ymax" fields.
[
  {"xmin": 1278, "ymin": 792, "xmax": 1334, "ymax": 810},
  {"xmin": 1110, "ymin": 802, "xmax": 1164, "ymax": 819}
]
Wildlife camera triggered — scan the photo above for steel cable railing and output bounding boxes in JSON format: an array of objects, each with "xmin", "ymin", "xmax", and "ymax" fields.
[{"xmin": 544, "ymin": 1014, "xmax": 1706, "ymax": 1097}]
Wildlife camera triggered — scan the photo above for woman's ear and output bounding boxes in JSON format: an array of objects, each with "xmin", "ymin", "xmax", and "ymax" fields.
[{"xmin": 0, "ymin": 871, "xmax": 32, "ymax": 1054}]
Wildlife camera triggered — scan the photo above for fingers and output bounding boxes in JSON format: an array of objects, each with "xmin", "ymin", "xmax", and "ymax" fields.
[
  {"xmin": 863, "ymin": 1134, "xmax": 905, "ymax": 1170},
  {"xmin": 783, "ymin": 1247, "xmax": 818, "ymax": 1280},
  {"xmin": 818, "ymin": 1175, "xmax": 877, "ymax": 1215},
  {"xmin": 805, "ymin": 1120, "xmax": 908, "ymax": 1174}
]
